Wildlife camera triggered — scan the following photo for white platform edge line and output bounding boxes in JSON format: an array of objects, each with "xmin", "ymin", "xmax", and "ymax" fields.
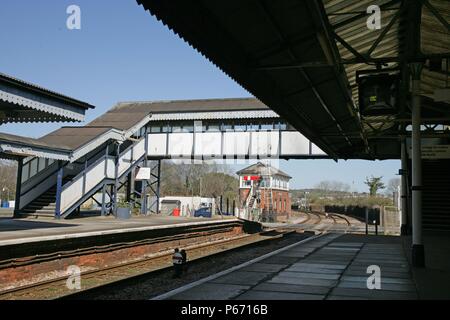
[
  {"xmin": 0, "ymin": 218, "xmax": 239, "ymax": 247},
  {"xmin": 150, "ymin": 232, "xmax": 331, "ymax": 300}
]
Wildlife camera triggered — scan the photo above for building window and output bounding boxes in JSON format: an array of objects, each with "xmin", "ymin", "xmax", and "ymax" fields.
[
  {"xmin": 172, "ymin": 125, "xmax": 182, "ymax": 133},
  {"xmin": 22, "ymin": 164, "xmax": 29, "ymax": 183},
  {"xmin": 180, "ymin": 121, "xmax": 194, "ymax": 132},
  {"xmin": 162, "ymin": 123, "xmax": 170, "ymax": 133},
  {"xmin": 38, "ymin": 158, "xmax": 46, "ymax": 172},
  {"xmin": 221, "ymin": 123, "xmax": 233, "ymax": 131},
  {"xmin": 260, "ymin": 123, "xmax": 274, "ymax": 131},
  {"xmin": 234, "ymin": 123, "xmax": 247, "ymax": 131},
  {"xmin": 207, "ymin": 122, "xmax": 220, "ymax": 132},
  {"xmin": 150, "ymin": 125, "xmax": 162, "ymax": 133},
  {"xmin": 29, "ymin": 158, "xmax": 38, "ymax": 179}
]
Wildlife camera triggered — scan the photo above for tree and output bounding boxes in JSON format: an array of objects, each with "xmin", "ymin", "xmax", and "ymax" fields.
[
  {"xmin": 364, "ymin": 176, "xmax": 385, "ymax": 196},
  {"xmin": 386, "ymin": 178, "xmax": 401, "ymax": 195},
  {"xmin": 314, "ymin": 180, "xmax": 350, "ymax": 194},
  {"xmin": 201, "ymin": 172, "xmax": 239, "ymax": 203},
  {"xmin": 0, "ymin": 160, "xmax": 17, "ymax": 201},
  {"xmin": 159, "ymin": 160, "xmax": 238, "ymax": 201}
]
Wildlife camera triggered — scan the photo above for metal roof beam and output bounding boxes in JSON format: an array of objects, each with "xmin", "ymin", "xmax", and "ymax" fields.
[
  {"xmin": 256, "ymin": 0, "xmax": 353, "ymax": 149},
  {"xmin": 421, "ymin": 0, "xmax": 450, "ymax": 32},
  {"xmin": 330, "ymin": 0, "xmax": 402, "ymax": 30},
  {"xmin": 254, "ymin": 61, "xmax": 332, "ymax": 70},
  {"xmin": 332, "ymin": 31, "xmax": 369, "ymax": 64},
  {"xmin": 251, "ymin": 31, "xmax": 319, "ymax": 62},
  {"xmin": 367, "ymin": 5, "xmax": 404, "ymax": 56}
]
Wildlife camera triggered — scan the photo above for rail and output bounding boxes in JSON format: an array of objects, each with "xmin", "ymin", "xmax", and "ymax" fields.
[{"xmin": 0, "ymin": 228, "xmax": 292, "ymax": 300}]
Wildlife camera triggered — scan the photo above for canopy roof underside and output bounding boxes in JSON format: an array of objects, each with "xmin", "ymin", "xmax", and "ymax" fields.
[{"xmin": 137, "ymin": 0, "xmax": 450, "ymax": 160}]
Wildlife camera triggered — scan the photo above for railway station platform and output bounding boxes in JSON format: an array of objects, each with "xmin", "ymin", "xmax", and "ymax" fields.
[
  {"xmin": 0, "ymin": 215, "xmax": 250, "ymax": 292},
  {"xmin": 0, "ymin": 215, "xmax": 237, "ymax": 246},
  {"xmin": 154, "ymin": 232, "xmax": 450, "ymax": 300}
]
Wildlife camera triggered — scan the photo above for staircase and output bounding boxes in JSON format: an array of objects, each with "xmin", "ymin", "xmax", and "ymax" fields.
[
  {"xmin": 246, "ymin": 179, "xmax": 262, "ymax": 211},
  {"xmin": 20, "ymin": 177, "xmax": 74, "ymax": 218},
  {"xmin": 248, "ymin": 194, "xmax": 256, "ymax": 209},
  {"xmin": 17, "ymin": 136, "xmax": 147, "ymax": 219},
  {"xmin": 422, "ymin": 159, "xmax": 450, "ymax": 232}
]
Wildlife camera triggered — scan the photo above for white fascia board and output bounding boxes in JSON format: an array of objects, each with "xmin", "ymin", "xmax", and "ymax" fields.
[
  {"xmin": 0, "ymin": 86, "xmax": 85, "ymax": 122},
  {"xmin": 69, "ymin": 129, "xmax": 125, "ymax": 162},
  {"xmin": 149, "ymin": 110, "xmax": 279, "ymax": 121},
  {"xmin": 0, "ymin": 130, "xmax": 127, "ymax": 162},
  {"xmin": 0, "ymin": 144, "xmax": 70, "ymax": 161}
]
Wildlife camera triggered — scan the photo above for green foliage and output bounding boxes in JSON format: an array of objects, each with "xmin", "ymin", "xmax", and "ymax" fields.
[
  {"xmin": 292, "ymin": 177, "xmax": 393, "ymax": 208},
  {"xmin": 312, "ymin": 195, "xmax": 393, "ymax": 207},
  {"xmin": 364, "ymin": 176, "xmax": 385, "ymax": 196},
  {"xmin": 0, "ymin": 160, "xmax": 17, "ymax": 201},
  {"xmin": 116, "ymin": 197, "xmax": 130, "ymax": 208},
  {"xmin": 158, "ymin": 161, "xmax": 239, "ymax": 202}
]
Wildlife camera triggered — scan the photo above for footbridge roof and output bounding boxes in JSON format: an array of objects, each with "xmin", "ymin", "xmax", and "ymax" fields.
[{"xmin": 0, "ymin": 98, "xmax": 280, "ymax": 161}]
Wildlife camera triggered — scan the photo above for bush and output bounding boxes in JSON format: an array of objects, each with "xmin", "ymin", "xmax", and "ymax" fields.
[{"xmin": 311, "ymin": 195, "xmax": 392, "ymax": 207}]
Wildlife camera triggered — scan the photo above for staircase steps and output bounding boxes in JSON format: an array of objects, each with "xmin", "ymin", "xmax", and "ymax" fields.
[{"xmin": 19, "ymin": 176, "xmax": 73, "ymax": 219}]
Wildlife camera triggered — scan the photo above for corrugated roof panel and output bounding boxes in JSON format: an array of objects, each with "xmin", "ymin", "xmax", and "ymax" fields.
[
  {"xmin": 38, "ymin": 127, "xmax": 112, "ymax": 151},
  {"xmin": 0, "ymin": 73, "xmax": 94, "ymax": 110},
  {"xmin": 324, "ymin": 0, "xmax": 402, "ymax": 112},
  {"xmin": 421, "ymin": 0, "xmax": 450, "ymax": 55},
  {"xmin": 323, "ymin": 0, "xmax": 450, "ymax": 144},
  {"xmin": 236, "ymin": 161, "xmax": 292, "ymax": 178}
]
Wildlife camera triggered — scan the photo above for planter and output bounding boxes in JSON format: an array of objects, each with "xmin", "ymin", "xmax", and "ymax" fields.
[{"xmin": 116, "ymin": 207, "xmax": 131, "ymax": 220}]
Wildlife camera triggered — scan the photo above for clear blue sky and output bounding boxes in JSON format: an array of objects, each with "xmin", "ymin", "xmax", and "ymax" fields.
[{"xmin": 0, "ymin": 0, "xmax": 400, "ymax": 192}]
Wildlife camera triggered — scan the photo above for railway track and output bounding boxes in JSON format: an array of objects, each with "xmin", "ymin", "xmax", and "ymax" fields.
[
  {"xmin": 285, "ymin": 210, "xmax": 359, "ymax": 234},
  {"xmin": 0, "ymin": 228, "xmax": 296, "ymax": 300}
]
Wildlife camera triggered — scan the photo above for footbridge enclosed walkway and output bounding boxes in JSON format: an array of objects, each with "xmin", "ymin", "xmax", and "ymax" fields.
[{"xmin": 0, "ymin": 98, "xmax": 327, "ymax": 220}]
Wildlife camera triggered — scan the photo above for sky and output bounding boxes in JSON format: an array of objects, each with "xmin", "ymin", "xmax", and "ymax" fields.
[{"xmin": 0, "ymin": 0, "xmax": 400, "ymax": 192}]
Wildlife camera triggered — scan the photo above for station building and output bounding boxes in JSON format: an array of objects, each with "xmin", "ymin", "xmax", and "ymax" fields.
[{"xmin": 237, "ymin": 162, "xmax": 292, "ymax": 221}]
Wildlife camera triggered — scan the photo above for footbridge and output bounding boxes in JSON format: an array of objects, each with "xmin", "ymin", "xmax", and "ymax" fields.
[{"xmin": 0, "ymin": 98, "xmax": 327, "ymax": 219}]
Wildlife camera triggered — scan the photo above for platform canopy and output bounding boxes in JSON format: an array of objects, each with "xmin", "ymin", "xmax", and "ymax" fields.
[
  {"xmin": 137, "ymin": 0, "xmax": 450, "ymax": 160},
  {"xmin": 0, "ymin": 73, "xmax": 94, "ymax": 125}
]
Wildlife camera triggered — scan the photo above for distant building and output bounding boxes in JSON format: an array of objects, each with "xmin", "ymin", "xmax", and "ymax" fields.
[
  {"xmin": 158, "ymin": 196, "xmax": 216, "ymax": 216},
  {"xmin": 237, "ymin": 162, "xmax": 292, "ymax": 221}
]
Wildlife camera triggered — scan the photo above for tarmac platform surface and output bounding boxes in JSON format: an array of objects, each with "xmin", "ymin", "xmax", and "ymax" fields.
[
  {"xmin": 156, "ymin": 232, "xmax": 450, "ymax": 300},
  {"xmin": 0, "ymin": 215, "xmax": 236, "ymax": 246}
]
